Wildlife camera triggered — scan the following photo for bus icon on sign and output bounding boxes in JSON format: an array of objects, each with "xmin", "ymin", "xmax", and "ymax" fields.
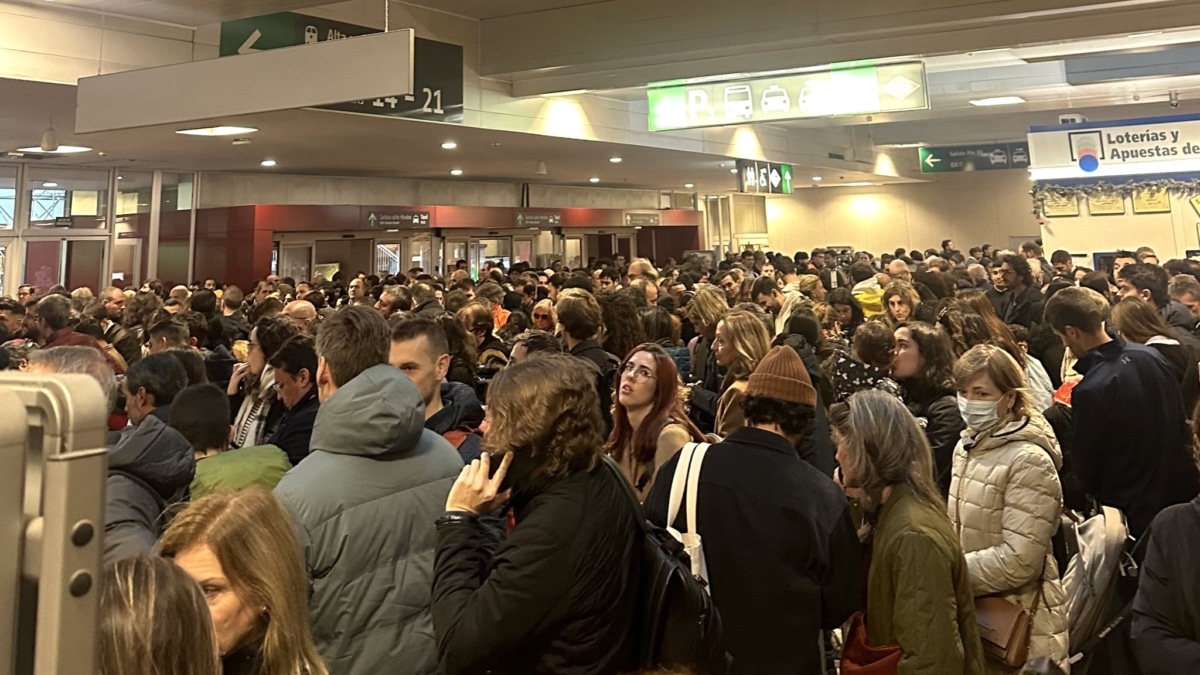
[{"xmin": 724, "ymin": 86, "xmax": 753, "ymax": 120}]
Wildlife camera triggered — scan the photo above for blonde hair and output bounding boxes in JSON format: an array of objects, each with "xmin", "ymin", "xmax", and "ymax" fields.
[
  {"xmin": 686, "ymin": 284, "xmax": 729, "ymax": 332},
  {"xmin": 952, "ymin": 344, "xmax": 1033, "ymax": 422},
  {"xmin": 158, "ymin": 490, "xmax": 329, "ymax": 675},
  {"xmin": 829, "ymin": 390, "xmax": 945, "ymax": 531},
  {"xmin": 716, "ymin": 309, "xmax": 771, "ymax": 382},
  {"xmin": 794, "ymin": 274, "xmax": 822, "ymax": 297},
  {"xmin": 99, "ymin": 555, "xmax": 220, "ymax": 675},
  {"xmin": 531, "ymin": 298, "xmax": 557, "ymax": 329}
]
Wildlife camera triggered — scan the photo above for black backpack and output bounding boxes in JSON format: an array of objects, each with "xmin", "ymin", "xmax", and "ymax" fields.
[{"xmin": 602, "ymin": 456, "xmax": 731, "ymax": 675}]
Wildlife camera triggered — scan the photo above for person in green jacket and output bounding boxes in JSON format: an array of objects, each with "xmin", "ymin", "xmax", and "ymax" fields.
[
  {"xmin": 170, "ymin": 383, "xmax": 291, "ymax": 499},
  {"xmin": 831, "ymin": 389, "xmax": 986, "ymax": 675}
]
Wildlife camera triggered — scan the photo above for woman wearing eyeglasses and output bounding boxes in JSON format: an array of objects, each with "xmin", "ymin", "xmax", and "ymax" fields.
[
  {"xmin": 606, "ymin": 343, "xmax": 706, "ymax": 500},
  {"xmin": 530, "ymin": 299, "xmax": 557, "ymax": 333}
]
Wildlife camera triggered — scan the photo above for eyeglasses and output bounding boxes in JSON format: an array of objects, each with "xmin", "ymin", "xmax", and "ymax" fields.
[
  {"xmin": 621, "ymin": 363, "xmax": 656, "ymax": 382},
  {"xmin": 533, "ymin": 313, "xmax": 550, "ymax": 319}
]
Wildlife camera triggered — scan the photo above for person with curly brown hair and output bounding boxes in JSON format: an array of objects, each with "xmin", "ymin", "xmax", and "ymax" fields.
[{"xmin": 432, "ymin": 354, "xmax": 643, "ymax": 674}]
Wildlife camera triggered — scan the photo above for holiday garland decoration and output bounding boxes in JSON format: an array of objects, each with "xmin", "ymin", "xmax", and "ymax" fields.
[{"xmin": 1030, "ymin": 177, "xmax": 1200, "ymax": 218}]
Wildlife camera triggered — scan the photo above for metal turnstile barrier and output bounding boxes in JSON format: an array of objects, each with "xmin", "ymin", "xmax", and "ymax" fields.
[{"xmin": 1, "ymin": 373, "xmax": 110, "ymax": 675}]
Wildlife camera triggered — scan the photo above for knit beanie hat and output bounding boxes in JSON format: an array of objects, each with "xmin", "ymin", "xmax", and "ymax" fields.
[{"xmin": 746, "ymin": 345, "xmax": 818, "ymax": 407}]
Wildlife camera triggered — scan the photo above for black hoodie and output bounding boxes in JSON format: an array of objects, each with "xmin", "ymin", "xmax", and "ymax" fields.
[
  {"xmin": 426, "ymin": 382, "xmax": 485, "ymax": 464},
  {"xmin": 105, "ymin": 414, "xmax": 194, "ymax": 564}
]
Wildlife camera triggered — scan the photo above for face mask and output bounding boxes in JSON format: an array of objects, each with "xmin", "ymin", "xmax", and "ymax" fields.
[{"xmin": 957, "ymin": 395, "xmax": 1000, "ymax": 431}]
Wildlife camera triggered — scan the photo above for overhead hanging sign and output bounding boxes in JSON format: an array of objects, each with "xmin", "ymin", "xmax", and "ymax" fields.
[
  {"xmin": 515, "ymin": 211, "xmax": 562, "ymax": 227},
  {"xmin": 363, "ymin": 209, "xmax": 430, "ymax": 229},
  {"xmin": 1028, "ymin": 113, "xmax": 1200, "ymax": 181},
  {"xmin": 220, "ymin": 12, "xmax": 464, "ymax": 123},
  {"xmin": 736, "ymin": 160, "xmax": 794, "ymax": 194},
  {"xmin": 647, "ymin": 63, "xmax": 927, "ymax": 132},
  {"xmin": 918, "ymin": 142, "xmax": 1030, "ymax": 173}
]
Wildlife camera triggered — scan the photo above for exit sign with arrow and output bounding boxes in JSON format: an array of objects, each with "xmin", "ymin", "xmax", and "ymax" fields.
[{"xmin": 918, "ymin": 142, "xmax": 1030, "ymax": 173}]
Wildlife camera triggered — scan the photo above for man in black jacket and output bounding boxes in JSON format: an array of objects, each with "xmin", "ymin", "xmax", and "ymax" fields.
[
  {"xmin": 267, "ymin": 334, "xmax": 319, "ymax": 466},
  {"xmin": 1046, "ymin": 287, "xmax": 1200, "ymax": 537},
  {"xmin": 1131, "ymin": 495, "xmax": 1200, "ymax": 672},
  {"xmin": 1118, "ymin": 262, "xmax": 1199, "ymax": 345},
  {"xmin": 645, "ymin": 346, "xmax": 862, "ymax": 675},
  {"xmin": 557, "ymin": 288, "xmax": 618, "ymax": 433},
  {"xmin": 997, "ymin": 253, "xmax": 1045, "ymax": 328},
  {"xmin": 99, "ymin": 286, "xmax": 141, "ymax": 366}
]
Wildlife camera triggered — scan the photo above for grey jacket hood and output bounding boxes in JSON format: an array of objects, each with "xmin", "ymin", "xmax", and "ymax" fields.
[
  {"xmin": 310, "ymin": 364, "xmax": 425, "ymax": 457},
  {"xmin": 109, "ymin": 414, "xmax": 195, "ymax": 500}
]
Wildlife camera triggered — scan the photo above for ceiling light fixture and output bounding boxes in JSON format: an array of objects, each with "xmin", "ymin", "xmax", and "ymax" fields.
[
  {"xmin": 450, "ymin": 169, "xmax": 464, "ymax": 176},
  {"xmin": 536, "ymin": 160, "xmax": 548, "ymax": 176},
  {"xmin": 684, "ymin": 183, "xmax": 694, "ymax": 189},
  {"xmin": 812, "ymin": 176, "xmax": 823, "ymax": 181},
  {"xmin": 42, "ymin": 182, "xmax": 59, "ymax": 188},
  {"xmin": 260, "ymin": 159, "xmax": 277, "ymax": 167},
  {"xmin": 441, "ymin": 141, "xmax": 458, "ymax": 150},
  {"xmin": 589, "ymin": 177, "xmax": 600, "ymax": 183},
  {"xmin": 176, "ymin": 126, "xmax": 259, "ymax": 137},
  {"xmin": 609, "ymin": 157, "xmax": 623, "ymax": 164},
  {"xmin": 18, "ymin": 145, "xmax": 91, "ymax": 154},
  {"xmin": 842, "ymin": 181, "xmax": 874, "ymax": 187},
  {"xmin": 969, "ymin": 96, "xmax": 1026, "ymax": 107},
  {"xmin": 231, "ymin": 138, "xmax": 252, "ymax": 146},
  {"xmin": 730, "ymin": 168, "xmax": 738, "ymax": 173},
  {"xmin": 117, "ymin": 176, "xmax": 123, "ymax": 180}
]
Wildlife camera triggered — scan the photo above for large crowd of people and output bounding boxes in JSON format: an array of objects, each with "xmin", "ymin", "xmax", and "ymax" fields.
[{"xmin": 5, "ymin": 239, "xmax": 1200, "ymax": 674}]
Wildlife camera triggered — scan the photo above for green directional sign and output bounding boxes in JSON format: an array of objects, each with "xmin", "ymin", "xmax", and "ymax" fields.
[
  {"xmin": 918, "ymin": 142, "xmax": 1030, "ymax": 173},
  {"xmin": 648, "ymin": 63, "xmax": 927, "ymax": 132},
  {"xmin": 219, "ymin": 12, "xmax": 463, "ymax": 123},
  {"xmin": 736, "ymin": 160, "xmax": 793, "ymax": 195}
]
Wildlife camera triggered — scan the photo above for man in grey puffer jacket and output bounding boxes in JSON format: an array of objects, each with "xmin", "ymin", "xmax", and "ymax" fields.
[{"xmin": 275, "ymin": 307, "xmax": 462, "ymax": 675}]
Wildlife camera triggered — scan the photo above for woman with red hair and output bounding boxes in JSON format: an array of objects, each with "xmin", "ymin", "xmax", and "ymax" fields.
[{"xmin": 605, "ymin": 342, "xmax": 706, "ymax": 500}]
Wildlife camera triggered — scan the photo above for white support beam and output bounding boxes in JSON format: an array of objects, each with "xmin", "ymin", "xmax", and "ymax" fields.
[{"xmin": 75, "ymin": 29, "xmax": 414, "ymax": 133}]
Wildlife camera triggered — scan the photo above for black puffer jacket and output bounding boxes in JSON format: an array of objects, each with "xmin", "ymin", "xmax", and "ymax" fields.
[
  {"xmin": 903, "ymin": 380, "xmax": 966, "ymax": 495},
  {"xmin": 432, "ymin": 464, "xmax": 642, "ymax": 675},
  {"xmin": 105, "ymin": 414, "xmax": 194, "ymax": 564}
]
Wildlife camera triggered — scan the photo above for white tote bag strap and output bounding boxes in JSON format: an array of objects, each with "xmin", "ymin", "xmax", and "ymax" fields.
[
  {"xmin": 685, "ymin": 442, "xmax": 709, "ymax": 537},
  {"xmin": 667, "ymin": 442, "xmax": 700, "ymax": 528}
]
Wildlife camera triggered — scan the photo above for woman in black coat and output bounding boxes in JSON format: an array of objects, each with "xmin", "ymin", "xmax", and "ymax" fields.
[
  {"xmin": 890, "ymin": 322, "xmax": 965, "ymax": 494},
  {"xmin": 431, "ymin": 354, "xmax": 642, "ymax": 675}
]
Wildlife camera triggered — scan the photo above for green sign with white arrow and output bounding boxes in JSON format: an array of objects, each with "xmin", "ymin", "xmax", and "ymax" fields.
[
  {"xmin": 918, "ymin": 142, "xmax": 1030, "ymax": 173},
  {"xmin": 736, "ymin": 160, "xmax": 793, "ymax": 195}
]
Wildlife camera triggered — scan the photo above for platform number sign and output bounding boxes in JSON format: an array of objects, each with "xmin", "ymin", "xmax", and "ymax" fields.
[{"xmin": 220, "ymin": 12, "xmax": 463, "ymax": 123}]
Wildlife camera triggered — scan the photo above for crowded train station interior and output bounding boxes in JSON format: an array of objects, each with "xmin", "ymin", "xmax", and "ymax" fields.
[{"xmin": 8, "ymin": 0, "xmax": 1200, "ymax": 673}]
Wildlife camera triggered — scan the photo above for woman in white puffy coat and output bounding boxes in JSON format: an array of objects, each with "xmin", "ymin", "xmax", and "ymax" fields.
[{"xmin": 949, "ymin": 344, "xmax": 1070, "ymax": 673}]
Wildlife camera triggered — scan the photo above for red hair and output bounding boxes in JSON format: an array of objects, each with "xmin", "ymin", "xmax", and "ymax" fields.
[{"xmin": 605, "ymin": 343, "xmax": 705, "ymax": 464}]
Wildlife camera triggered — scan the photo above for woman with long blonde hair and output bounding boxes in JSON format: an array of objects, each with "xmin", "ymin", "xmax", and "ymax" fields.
[
  {"xmin": 530, "ymin": 298, "xmax": 557, "ymax": 333},
  {"xmin": 158, "ymin": 490, "xmax": 328, "ymax": 675},
  {"xmin": 711, "ymin": 309, "xmax": 772, "ymax": 437},
  {"xmin": 99, "ymin": 555, "xmax": 220, "ymax": 675}
]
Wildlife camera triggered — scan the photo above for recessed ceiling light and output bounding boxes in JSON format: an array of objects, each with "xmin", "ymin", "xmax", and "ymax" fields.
[
  {"xmin": 17, "ymin": 145, "xmax": 91, "ymax": 154},
  {"xmin": 231, "ymin": 138, "xmax": 252, "ymax": 146},
  {"xmin": 812, "ymin": 176, "xmax": 823, "ymax": 181},
  {"xmin": 609, "ymin": 157, "xmax": 623, "ymax": 163},
  {"xmin": 117, "ymin": 176, "xmax": 123, "ymax": 180},
  {"xmin": 441, "ymin": 141, "xmax": 458, "ymax": 150},
  {"xmin": 842, "ymin": 182, "xmax": 874, "ymax": 187},
  {"xmin": 260, "ymin": 159, "xmax": 277, "ymax": 167},
  {"xmin": 730, "ymin": 168, "xmax": 738, "ymax": 173},
  {"xmin": 176, "ymin": 126, "xmax": 259, "ymax": 137},
  {"xmin": 684, "ymin": 183, "xmax": 694, "ymax": 188},
  {"xmin": 969, "ymin": 96, "xmax": 1025, "ymax": 107},
  {"xmin": 589, "ymin": 177, "xmax": 600, "ymax": 183},
  {"xmin": 450, "ymin": 169, "xmax": 464, "ymax": 176},
  {"xmin": 42, "ymin": 182, "xmax": 58, "ymax": 188}
]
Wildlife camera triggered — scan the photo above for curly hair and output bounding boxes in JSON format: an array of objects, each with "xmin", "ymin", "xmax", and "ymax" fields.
[
  {"xmin": 597, "ymin": 290, "xmax": 646, "ymax": 361},
  {"xmin": 483, "ymin": 354, "xmax": 605, "ymax": 481},
  {"xmin": 742, "ymin": 394, "xmax": 815, "ymax": 439}
]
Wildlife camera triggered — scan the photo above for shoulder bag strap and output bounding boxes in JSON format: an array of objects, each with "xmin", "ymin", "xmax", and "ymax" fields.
[
  {"xmin": 667, "ymin": 442, "xmax": 699, "ymax": 526},
  {"xmin": 685, "ymin": 442, "xmax": 711, "ymax": 536}
]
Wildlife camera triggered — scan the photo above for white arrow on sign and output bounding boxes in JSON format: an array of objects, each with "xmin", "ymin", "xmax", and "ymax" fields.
[
  {"xmin": 238, "ymin": 29, "xmax": 263, "ymax": 54},
  {"xmin": 368, "ymin": 213, "xmax": 379, "ymax": 227},
  {"xmin": 924, "ymin": 154, "xmax": 942, "ymax": 168}
]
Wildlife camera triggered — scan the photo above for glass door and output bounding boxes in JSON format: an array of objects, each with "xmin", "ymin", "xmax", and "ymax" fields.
[
  {"xmin": 473, "ymin": 237, "xmax": 512, "ymax": 277},
  {"xmin": 564, "ymin": 236, "xmax": 583, "ymax": 271},
  {"xmin": 24, "ymin": 239, "xmax": 107, "ymax": 291},
  {"xmin": 408, "ymin": 233, "xmax": 435, "ymax": 274},
  {"xmin": 280, "ymin": 245, "xmax": 313, "ymax": 283},
  {"xmin": 445, "ymin": 237, "xmax": 469, "ymax": 275},
  {"xmin": 513, "ymin": 237, "xmax": 535, "ymax": 266},
  {"xmin": 375, "ymin": 243, "xmax": 401, "ymax": 277}
]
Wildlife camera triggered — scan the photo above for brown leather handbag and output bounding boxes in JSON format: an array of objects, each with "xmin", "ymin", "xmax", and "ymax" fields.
[{"xmin": 975, "ymin": 566, "xmax": 1047, "ymax": 668}]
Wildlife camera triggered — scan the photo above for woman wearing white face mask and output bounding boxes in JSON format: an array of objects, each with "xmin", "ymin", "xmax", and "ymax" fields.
[{"xmin": 948, "ymin": 345, "xmax": 1070, "ymax": 673}]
